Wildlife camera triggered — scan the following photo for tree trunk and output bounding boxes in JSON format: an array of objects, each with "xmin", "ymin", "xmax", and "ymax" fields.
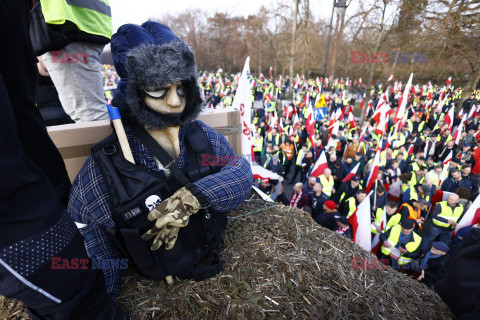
[
  {"xmin": 331, "ymin": 8, "xmax": 346, "ymax": 77},
  {"xmin": 289, "ymin": 0, "xmax": 300, "ymax": 92}
]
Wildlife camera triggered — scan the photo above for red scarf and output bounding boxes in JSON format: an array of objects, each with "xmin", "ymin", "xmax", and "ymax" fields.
[
  {"xmin": 336, "ymin": 226, "xmax": 349, "ymax": 234},
  {"xmin": 290, "ymin": 191, "xmax": 303, "ymax": 207}
]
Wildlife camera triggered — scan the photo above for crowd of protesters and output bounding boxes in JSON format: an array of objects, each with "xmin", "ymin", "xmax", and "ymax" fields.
[{"xmin": 198, "ymin": 72, "xmax": 480, "ymax": 296}]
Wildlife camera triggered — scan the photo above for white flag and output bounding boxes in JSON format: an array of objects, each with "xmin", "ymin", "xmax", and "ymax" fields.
[{"xmin": 232, "ymin": 57, "xmax": 254, "ymax": 164}]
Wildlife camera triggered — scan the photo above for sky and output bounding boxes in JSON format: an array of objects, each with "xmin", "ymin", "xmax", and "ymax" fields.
[{"xmin": 111, "ymin": 0, "xmax": 340, "ymax": 32}]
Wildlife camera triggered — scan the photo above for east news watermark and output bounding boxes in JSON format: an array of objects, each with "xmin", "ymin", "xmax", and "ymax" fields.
[{"xmin": 51, "ymin": 257, "xmax": 128, "ymax": 270}]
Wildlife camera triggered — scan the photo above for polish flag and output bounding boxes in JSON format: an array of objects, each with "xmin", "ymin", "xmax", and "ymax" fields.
[
  {"xmin": 408, "ymin": 144, "xmax": 414, "ymax": 155},
  {"xmin": 342, "ymin": 163, "xmax": 360, "ymax": 183},
  {"xmin": 446, "ymin": 76, "xmax": 452, "ymax": 85},
  {"xmin": 468, "ymin": 105, "xmax": 476, "ymax": 119},
  {"xmin": 395, "ymin": 73, "xmax": 413, "ymax": 123},
  {"xmin": 387, "ymin": 75, "xmax": 394, "ymax": 82},
  {"xmin": 348, "ymin": 192, "xmax": 372, "ymax": 252},
  {"xmin": 310, "ymin": 150, "xmax": 329, "ymax": 177},
  {"xmin": 359, "ymin": 126, "xmax": 367, "ymax": 143},
  {"xmin": 453, "ymin": 122, "xmax": 464, "ymax": 145},
  {"xmin": 365, "ymin": 99, "xmax": 373, "ymax": 116},
  {"xmin": 365, "ymin": 150, "xmax": 380, "ymax": 193},
  {"xmin": 455, "ymin": 193, "xmax": 480, "ymax": 235},
  {"xmin": 444, "ymin": 107, "xmax": 455, "ymax": 130},
  {"xmin": 252, "ymin": 164, "xmax": 281, "ymax": 180},
  {"xmin": 348, "ymin": 112, "xmax": 356, "ymax": 128},
  {"xmin": 232, "ymin": 57, "xmax": 254, "ymax": 163},
  {"xmin": 372, "ymin": 102, "xmax": 393, "ymax": 124},
  {"xmin": 442, "ymin": 150, "xmax": 453, "ymax": 165},
  {"xmin": 359, "ymin": 93, "xmax": 366, "ymax": 110},
  {"xmin": 472, "ymin": 147, "xmax": 480, "ymax": 175}
]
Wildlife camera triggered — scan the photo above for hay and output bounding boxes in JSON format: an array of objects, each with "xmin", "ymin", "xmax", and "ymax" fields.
[
  {"xmin": 117, "ymin": 199, "xmax": 453, "ymax": 319},
  {"xmin": 0, "ymin": 198, "xmax": 454, "ymax": 319}
]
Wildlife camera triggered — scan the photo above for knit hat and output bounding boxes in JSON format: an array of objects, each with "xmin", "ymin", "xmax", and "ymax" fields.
[
  {"xmin": 110, "ymin": 21, "xmax": 202, "ymax": 129},
  {"xmin": 432, "ymin": 241, "xmax": 450, "ymax": 253},
  {"xmin": 324, "ymin": 200, "xmax": 336, "ymax": 210}
]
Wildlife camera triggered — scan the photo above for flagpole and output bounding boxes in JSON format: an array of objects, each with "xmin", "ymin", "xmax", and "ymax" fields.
[{"xmin": 374, "ymin": 180, "xmax": 378, "ymax": 208}]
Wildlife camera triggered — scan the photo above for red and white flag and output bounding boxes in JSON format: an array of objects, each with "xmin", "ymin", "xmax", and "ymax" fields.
[
  {"xmin": 310, "ymin": 150, "xmax": 329, "ymax": 177},
  {"xmin": 395, "ymin": 73, "xmax": 413, "ymax": 123},
  {"xmin": 365, "ymin": 150, "xmax": 380, "ymax": 193},
  {"xmin": 348, "ymin": 192, "xmax": 372, "ymax": 252},
  {"xmin": 446, "ymin": 76, "xmax": 452, "ymax": 85},
  {"xmin": 359, "ymin": 93, "xmax": 366, "ymax": 110},
  {"xmin": 252, "ymin": 165, "xmax": 281, "ymax": 180},
  {"xmin": 453, "ymin": 121, "xmax": 464, "ymax": 145},
  {"xmin": 232, "ymin": 57, "xmax": 254, "ymax": 163},
  {"xmin": 442, "ymin": 150, "xmax": 453, "ymax": 165},
  {"xmin": 387, "ymin": 74, "xmax": 394, "ymax": 82},
  {"xmin": 408, "ymin": 144, "xmax": 414, "ymax": 155},
  {"xmin": 348, "ymin": 112, "xmax": 356, "ymax": 128},
  {"xmin": 444, "ymin": 107, "xmax": 455, "ymax": 130},
  {"xmin": 472, "ymin": 147, "xmax": 480, "ymax": 175},
  {"xmin": 455, "ymin": 193, "xmax": 480, "ymax": 235},
  {"xmin": 342, "ymin": 163, "xmax": 360, "ymax": 183}
]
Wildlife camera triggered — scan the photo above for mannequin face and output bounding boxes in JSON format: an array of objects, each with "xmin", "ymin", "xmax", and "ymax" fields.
[{"xmin": 144, "ymin": 83, "xmax": 186, "ymax": 115}]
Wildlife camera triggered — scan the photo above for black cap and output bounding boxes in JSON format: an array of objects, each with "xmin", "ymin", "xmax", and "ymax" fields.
[
  {"xmin": 401, "ymin": 219, "xmax": 415, "ymax": 229},
  {"xmin": 419, "ymin": 156, "xmax": 426, "ymax": 161},
  {"xmin": 356, "ymin": 152, "xmax": 362, "ymax": 156},
  {"xmin": 352, "ymin": 175, "xmax": 361, "ymax": 181}
]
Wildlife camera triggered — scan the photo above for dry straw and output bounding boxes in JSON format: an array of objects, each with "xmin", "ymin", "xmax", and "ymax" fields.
[{"xmin": 0, "ymin": 198, "xmax": 453, "ymax": 319}]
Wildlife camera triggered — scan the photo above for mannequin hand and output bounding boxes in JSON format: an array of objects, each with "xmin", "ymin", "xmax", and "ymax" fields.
[{"xmin": 141, "ymin": 187, "xmax": 200, "ymax": 250}]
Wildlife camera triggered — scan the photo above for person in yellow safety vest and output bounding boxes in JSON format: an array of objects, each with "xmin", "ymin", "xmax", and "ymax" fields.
[
  {"xmin": 267, "ymin": 100, "xmax": 276, "ymax": 113},
  {"xmin": 406, "ymin": 156, "xmax": 426, "ymax": 173},
  {"xmin": 406, "ymin": 184, "xmax": 431, "ymax": 204},
  {"xmin": 263, "ymin": 145, "xmax": 274, "ymax": 168},
  {"xmin": 372, "ymin": 201, "xmax": 402, "ymax": 234},
  {"xmin": 401, "ymin": 166, "xmax": 427, "ymax": 193},
  {"xmin": 421, "ymin": 194, "xmax": 464, "ymax": 251},
  {"xmin": 392, "ymin": 147, "xmax": 408, "ymax": 161},
  {"xmin": 272, "ymin": 145, "xmax": 286, "ymax": 166},
  {"xmin": 379, "ymin": 148, "xmax": 394, "ymax": 167},
  {"xmin": 425, "ymin": 165, "xmax": 443, "ymax": 186},
  {"xmin": 319, "ymin": 169, "xmax": 335, "ymax": 197},
  {"xmin": 266, "ymin": 128, "xmax": 280, "ymax": 146},
  {"xmin": 342, "ymin": 189, "xmax": 367, "ymax": 218},
  {"xmin": 379, "ymin": 219, "xmax": 422, "ymax": 266},
  {"xmin": 252, "ymin": 131, "xmax": 264, "ymax": 163},
  {"xmin": 290, "ymin": 144, "xmax": 308, "ymax": 183}
]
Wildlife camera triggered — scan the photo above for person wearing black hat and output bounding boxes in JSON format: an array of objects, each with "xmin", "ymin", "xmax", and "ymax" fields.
[
  {"xmin": 333, "ymin": 175, "xmax": 361, "ymax": 211},
  {"xmin": 67, "ymin": 21, "xmax": 253, "ymax": 300},
  {"xmin": 459, "ymin": 143, "xmax": 473, "ymax": 165},
  {"xmin": 334, "ymin": 215, "xmax": 352, "ymax": 239},
  {"xmin": 378, "ymin": 219, "xmax": 422, "ymax": 267},
  {"xmin": 420, "ymin": 241, "xmax": 450, "ymax": 288}
]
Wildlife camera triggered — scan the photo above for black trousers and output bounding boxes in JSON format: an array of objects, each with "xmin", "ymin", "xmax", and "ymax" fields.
[{"xmin": 0, "ymin": 1, "xmax": 124, "ymax": 318}]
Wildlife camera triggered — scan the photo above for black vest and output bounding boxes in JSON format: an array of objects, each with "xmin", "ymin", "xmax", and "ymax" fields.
[{"xmin": 91, "ymin": 122, "xmax": 227, "ymax": 282}]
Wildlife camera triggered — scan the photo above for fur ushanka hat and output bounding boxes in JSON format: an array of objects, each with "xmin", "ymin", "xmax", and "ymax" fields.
[{"xmin": 110, "ymin": 21, "xmax": 202, "ymax": 128}]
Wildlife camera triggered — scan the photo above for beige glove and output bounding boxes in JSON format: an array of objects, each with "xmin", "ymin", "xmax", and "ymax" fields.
[{"xmin": 141, "ymin": 187, "xmax": 200, "ymax": 250}]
